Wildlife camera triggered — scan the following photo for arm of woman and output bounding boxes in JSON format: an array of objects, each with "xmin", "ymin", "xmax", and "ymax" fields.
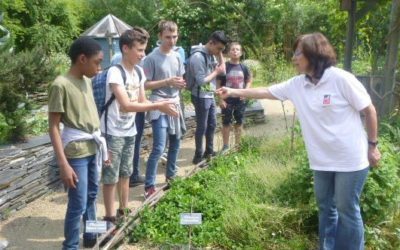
[
  {"xmin": 361, "ymin": 104, "xmax": 381, "ymax": 167},
  {"xmin": 216, "ymin": 87, "xmax": 278, "ymax": 100}
]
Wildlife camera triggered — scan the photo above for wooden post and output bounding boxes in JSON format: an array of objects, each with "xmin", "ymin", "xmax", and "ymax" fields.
[
  {"xmin": 344, "ymin": 0, "xmax": 357, "ymax": 72},
  {"xmin": 340, "ymin": 0, "xmax": 352, "ymax": 10},
  {"xmin": 382, "ymin": 0, "xmax": 400, "ymax": 116}
]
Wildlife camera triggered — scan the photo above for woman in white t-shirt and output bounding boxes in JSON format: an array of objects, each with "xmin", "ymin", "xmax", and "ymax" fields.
[{"xmin": 217, "ymin": 32, "xmax": 381, "ymax": 250}]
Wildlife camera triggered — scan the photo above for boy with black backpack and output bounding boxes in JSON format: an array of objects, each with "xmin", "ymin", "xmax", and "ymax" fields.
[
  {"xmin": 99, "ymin": 27, "xmax": 178, "ymax": 225},
  {"xmin": 217, "ymin": 42, "xmax": 252, "ymax": 153},
  {"xmin": 185, "ymin": 31, "xmax": 228, "ymax": 164}
]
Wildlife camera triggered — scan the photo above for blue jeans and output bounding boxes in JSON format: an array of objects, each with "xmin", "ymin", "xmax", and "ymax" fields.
[
  {"xmin": 145, "ymin": 115, "xmax": 181, "ymax": 189},
  {"xmin": 63, "ymin": 155, "xmax": 98, "ymax": 250},
  {"xmin": 191, "ymin": 95, "xmax": 216, "ymax": 157},
  {"xmin": 130, "ymin": 112, "xmax": 145, "ymax": 182},
  {"xmin": 313, "ymin": 167, "xmax": 369, "ymax": 250}
]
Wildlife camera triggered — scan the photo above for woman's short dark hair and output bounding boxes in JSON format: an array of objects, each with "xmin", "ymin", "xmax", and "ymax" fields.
[
  {"xmin": 119, "ymin": 27, "xmax": 150, "ymax": 51},
  {"xmin": 294, "ymin": 32, "xmax": 337, "ymax": 79},
  {"xmin": 68, "ymin": 37, "xmax": 102, "ymax": 64}
]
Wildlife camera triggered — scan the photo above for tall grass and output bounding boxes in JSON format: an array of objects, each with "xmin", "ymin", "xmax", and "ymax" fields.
[{"xmin": 130, "ymin": 116, "xmax": 400, "ymax": 249}]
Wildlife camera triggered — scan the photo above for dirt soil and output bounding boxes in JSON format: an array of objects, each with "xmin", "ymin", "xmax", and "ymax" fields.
[{"xmin": 0, "ymin": 99, "xmax": 294, "ymax": 250}]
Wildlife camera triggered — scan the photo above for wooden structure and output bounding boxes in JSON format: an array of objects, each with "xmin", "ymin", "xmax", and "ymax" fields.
[
  {"xmin": 81, "ymin": 14, "xmax": 132, "ymax": 68},
  {"xmin": 341, "ymin": 0, "xmax": 400, "ymax": 115}
]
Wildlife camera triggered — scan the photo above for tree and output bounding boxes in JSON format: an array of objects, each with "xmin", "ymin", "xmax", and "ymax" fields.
[
  {"xmin": 0, "ymin": 0, "xmax": 83, "ymax": 53},
  {"xmin": 381, "ymin": 0, "xmax": 400, "ymax": 115},
  {"xmin": 0, "ymin": 11, "xmax": 12, "ymax": 52}
]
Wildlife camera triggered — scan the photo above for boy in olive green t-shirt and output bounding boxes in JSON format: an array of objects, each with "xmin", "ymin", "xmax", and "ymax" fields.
[{"xmin": 48, "ymin": 37, "xmax": 103, "ymax": 249}]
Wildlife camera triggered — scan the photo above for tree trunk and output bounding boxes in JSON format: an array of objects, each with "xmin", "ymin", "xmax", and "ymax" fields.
[
  {"xmin": 382, "ymin": 0, "xmax": 400, "ymax": 116},
  {"xmin": 344, "ymin": 0, "xmax": 357, "ymax": 72}
]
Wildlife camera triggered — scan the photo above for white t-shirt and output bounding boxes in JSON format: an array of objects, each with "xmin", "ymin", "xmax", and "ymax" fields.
[
  {"xmin": 268, "ymin": 66, "xmax": 371, "ymax": 172},
  {"xmin": 100, "ymin": 65, "xmax": 146, "ymax": 137}
]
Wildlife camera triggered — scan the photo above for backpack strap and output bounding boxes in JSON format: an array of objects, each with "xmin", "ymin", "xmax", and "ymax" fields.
[
  {"xmin": 101, "ymin": 64, "xmax": 127, "ymax": 115},
  {"xmin": 240, "ymin": 63, "xmax": 250, "ymax": 88},
  {"xmin": 196, "ymin": 51, "xmax": 208, "ymax": 97},
  {"xmin": 134, "ymin": 65, "xmax": 142, "ymax": 83},
  {"xmin": 103, "ymin": 64, "xmax": 127, "ymax": 137}
]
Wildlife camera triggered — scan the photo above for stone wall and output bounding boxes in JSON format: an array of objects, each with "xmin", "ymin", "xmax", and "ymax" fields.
[{"xmin": 0, "ymin": 101, "xmax": 265, "ymax": 220}]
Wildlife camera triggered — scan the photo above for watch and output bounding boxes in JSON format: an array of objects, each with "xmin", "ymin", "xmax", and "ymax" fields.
[{"xmin": 368, "ymin": 140, "xmax": 378, "ymax": 147}]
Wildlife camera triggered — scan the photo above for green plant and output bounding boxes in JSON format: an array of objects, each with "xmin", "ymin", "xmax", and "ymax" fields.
[
  {"xmin": 0, "ymin": 46, "xmax": 57, "ymax": 142},
  {"xmin": 26, "ymin": 111, "xmax": 48, "ymax": 136}
]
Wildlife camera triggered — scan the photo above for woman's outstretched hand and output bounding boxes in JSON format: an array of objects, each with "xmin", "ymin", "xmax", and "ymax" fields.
[{"xmin": 215, "ymin": 87, "xmax": 232, "ymax": 100}]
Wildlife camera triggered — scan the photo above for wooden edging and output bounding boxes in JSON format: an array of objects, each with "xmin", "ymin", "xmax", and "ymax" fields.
[{"xmin": 92, "ymin": 158, "xmax": 210, "ymax": 249}]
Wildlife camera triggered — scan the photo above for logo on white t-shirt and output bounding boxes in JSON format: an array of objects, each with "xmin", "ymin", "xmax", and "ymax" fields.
[{"xmin": 323, "ymin": 94, "xmax": 331, "ymax": 105}]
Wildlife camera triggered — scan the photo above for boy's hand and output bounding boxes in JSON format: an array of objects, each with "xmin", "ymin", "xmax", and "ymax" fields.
[
  {"xmin": 104, "ymin": 150, "xmax": 112, "ymax": 167},
  {"xmin": 59, "ymin": 162, "xmax": 78, "ymax": 189},
  {"xmin": 168, "ymin": 76, "xmax": 186, "ymax": 89},
  {"xmin": 156, "ymin": 100, "xmax": 179, "ymax": 117},
  {"xmin": 215, "ymin": 63, "xmax": 226, "ymax": 75},
  {"xmin": 215, "ymin": 87, "xmax": 232, "ymax": 100},
  {"xmin": 219, "ymin": 99, "xmax": 227, "ymax": 109}
]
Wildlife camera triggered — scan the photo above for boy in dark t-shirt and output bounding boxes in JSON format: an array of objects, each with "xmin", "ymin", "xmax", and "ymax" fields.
[{"xmin": 217, "ymin": 42, "xmax": 252, "ymax": 152}]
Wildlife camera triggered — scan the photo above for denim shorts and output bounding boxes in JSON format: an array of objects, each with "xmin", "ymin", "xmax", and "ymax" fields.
[{"xmin": 102, "ymin": 134, "xmax": 135, "ymax": 184}]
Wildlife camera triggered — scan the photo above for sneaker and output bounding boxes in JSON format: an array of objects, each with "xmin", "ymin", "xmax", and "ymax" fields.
[
  {"xmin": 192, "ymin": 155, "xmax": 203, "ymax": 165},
  {"xmin": 203, "ymin": 151, "xmax": 216, "ymax": 159},
  {"xmin": 83, "ymin": 238, "xmax": 97, "ymax": 248},
  {"xmin": 116, "ymin": 208, "xmax": 132, "ymax": 219},
  {"xmin": 103, "ymin": 216, "xmax": 116, "ymax": 229},
  {"xmin": 129, "ymin": 175, "xmax": 145, "ymax": 187},
  {"xmin": 99, "ymin": 216, "xmax": 116, "ymax": 247},
  {"xmin": 165, "ymin": 176, "xmax": 175, "ymax": 185},
  {"xmin": 144, "ymin": 186, "xmax": 156, "ymax": 199},
  {"xmin": 221, "ymin": 145, "xmax": 229, "ymax": 154}
]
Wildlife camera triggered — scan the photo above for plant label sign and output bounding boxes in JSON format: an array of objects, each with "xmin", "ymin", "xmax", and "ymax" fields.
[
  {"xmin": 180, "ymin": 213, "xmax": 202, "ymax": 225},
  {"xmin": 85, "ymin": 220, "xmax": 107, "ymax": 233}
]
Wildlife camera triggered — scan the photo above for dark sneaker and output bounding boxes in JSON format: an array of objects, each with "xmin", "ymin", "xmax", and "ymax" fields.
[
  {"xmin": 221, "ymin": 145, "xmax": 229, "ymax": 154},
  {"xmin": 192, "ymin": 155, "xmax": 203, "ymax": 165},
  {"xmin": 165, "ymin": 176, "xmax": 175, "ymax": 185},
  {"xmin": 144, "ymin": 186, "xmax": 156, "ymax": 199},
  {"xmin": 99, "ymin": 216, "xmax": 116, "ymax": 247},
  {"xmin": 116, "ymin": 208, "xmax": 132, "ymax": 219},
  {"xmin": 203, "ymin": 151, "xmax": 216, "ymax": 159},
  {"xmin": 83, "ymin": 238, "xmax": 97, "ymax": 248},
  {"xmin": 129, "ymin": 175, "xmax": 145, "ymax": 187}
]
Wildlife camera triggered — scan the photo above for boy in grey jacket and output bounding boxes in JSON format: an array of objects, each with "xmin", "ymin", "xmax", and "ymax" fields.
[{"xmin": 187, "ymin": 31, "xmax": 228, "ymax": 164}]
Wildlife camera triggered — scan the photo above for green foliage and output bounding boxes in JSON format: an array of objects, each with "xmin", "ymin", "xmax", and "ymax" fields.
[
  {"xmin": 130, "ymin": 136, "xmax": 317, "ymax": 249},
  {"xmin": 49, "ymin": 52, "xmax": 71, "ymax": 75},
  {"xmin": 0, "ymin": 46, "xmax": 56, "ymax": 142},
  {"xmin": 0, "ymin": 0, "xmax": 83, "ymax": 53},
  {"xmin": 26, "ymin": 111, "xmax": 48, "ymax": 137},
  {"xmin": 131, "ymin": 118, "xmax": 400, "ymax": 249}
]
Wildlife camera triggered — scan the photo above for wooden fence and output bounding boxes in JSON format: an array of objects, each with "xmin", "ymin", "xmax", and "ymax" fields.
[{"xmin": 0, "ymin": 102, "xmax": 265, "ymax": 220}]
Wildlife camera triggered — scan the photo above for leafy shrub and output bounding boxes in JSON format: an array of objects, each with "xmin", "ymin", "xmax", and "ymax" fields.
[
  {"xmin": 274, "ymin": 121, "xmax": 400, "ymax": 249},
  {"xmin": 0, "ymin": 46, "xmax": 57, "ymax": 142},
  {"xmin": 130, "ymin": 123, "xmax": 400, "ymax": 249},
  {"xmin": 131, "ymin": 136, "xmax": 317, "ymax": 249}
]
